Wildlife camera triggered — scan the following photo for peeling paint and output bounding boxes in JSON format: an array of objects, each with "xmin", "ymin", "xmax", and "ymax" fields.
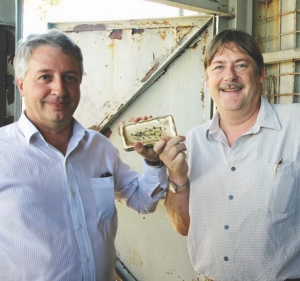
[
  {"xmin": 159, "ymin": 31, "xmax": 167, "ymax": 41},
  {"xmin": 109, "ymin": 29, "xmax": 122, "ymax": 40},
  {"xmin": 73, "ymin": 23, "xmax": 106, "ymax": 33},
  {"xmin": 132, "ymin": 29, "xmax": 144, "ymax": 35},
  {"xmin": 140, "ymin": 61, "xmax": 160, "ymax": 83},
  {"xmin": 200, "ymin": 90, "xmax": 205, "ymax": 102}
]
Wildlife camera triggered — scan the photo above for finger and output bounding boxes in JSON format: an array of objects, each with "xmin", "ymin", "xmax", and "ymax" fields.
[
  {"xmin": 133, "ymin": 142, "xmax": 147, "ymax": 156},
  {"xmin": 128, "ymin": 115, "xmax": 153, "ymax": 122},
  {"xmin": 166, "ymin": 143, "xmax": 187, "ymax": 163},
  {"xmin": 153, "ymin": 137, "xmax": 170, "ymax": 155}
]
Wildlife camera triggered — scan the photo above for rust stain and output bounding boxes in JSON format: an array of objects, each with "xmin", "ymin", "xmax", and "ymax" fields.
[
  {"xmin": 200, "ymin": 89, "xmax": 205, "ymax": 102},
  {"xmin": 73, "ymin": 24, "xmax": 106, "ymax": 32},
  {"xmin": 109, "ymin": 29, "xmax": 123, "ymax": 40},
  {"xmin": 159, "ymin": 31, "xmax": 167, "ymax": 41},
  {"xmin": 141, "ymin": 61, "xmax": 160, "ymax": 83},
  {"xmin": 190, "ymin": 41, "xmax": 199, "ymax": 50},
  {"xmin": 117, "ymin": 103, "xmax": 124, "ymax": 111},
  {"xmin": 203, "ymin": 29, "xmax": 209, "ymax": 42},
  {"xmin": 108, "ymin": 41, "xmax": 115, "ymax": 52},
  {"xmin": 132, "ymin": 29, "xmax": 144, "ymax": 35},
  {"xmin": 101, "ymin": 127, "xmax": 112, "ymax": 138}
]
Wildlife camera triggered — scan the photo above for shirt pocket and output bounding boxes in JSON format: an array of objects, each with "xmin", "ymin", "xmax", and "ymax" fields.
[
  {"xmin": 249, "ymin": 161, "xmax": 298, "ymax": 217},
  {"xmin": 90, "ymin": 177, "xmax": 115, "ymax": 220}
]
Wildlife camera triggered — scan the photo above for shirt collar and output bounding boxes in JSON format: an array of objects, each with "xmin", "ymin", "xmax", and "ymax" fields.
[
  {"xmin": 207, "ymin": 96, "xmax": 282, "ymax": 140},
  {"xmin": 18, "ymin": 112, "xmax": 87, "ymax": 144}
]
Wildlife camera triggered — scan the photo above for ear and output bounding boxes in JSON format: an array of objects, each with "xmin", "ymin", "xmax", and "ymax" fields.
[
  {"xmin": 16, "ymin": 79, "xmax": 25, "ymax": 97},
  {"xmin": 259, "ymin": 67, "xmax": 265, "ymax": 84}
]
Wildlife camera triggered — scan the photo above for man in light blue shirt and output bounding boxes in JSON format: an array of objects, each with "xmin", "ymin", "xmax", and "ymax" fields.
[{"xmin": 0, "ymin": 29, "xmax": 175, "ymax": 281}]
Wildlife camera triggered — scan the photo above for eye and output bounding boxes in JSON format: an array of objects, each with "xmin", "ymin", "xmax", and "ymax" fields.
[
  {"xmin": 64, "ymin": 75, "xmax": 77, "ymax": 82},
  {"xmin": 39, "ymin": 74, "xmax": 50, "ymax": 80},
  {"xmin": 237, "ymin": 64, "xmax": 246, "ymax": 68}
]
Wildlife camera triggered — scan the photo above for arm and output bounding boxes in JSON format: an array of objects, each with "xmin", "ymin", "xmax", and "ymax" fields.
[
  {"xmin": 154, "ymin": 136, "xmax": 190, "ymax": 236},
  {"xmin": 164, "ymin": 185, "xmax": 190, "ymax": 236}
]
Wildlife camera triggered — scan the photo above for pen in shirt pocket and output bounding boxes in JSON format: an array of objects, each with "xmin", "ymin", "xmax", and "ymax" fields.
[
  {"xmin": 273, "ymin": 158, "xmax": 282, "ymax": 180},
  {"xmin": 100, "ymin": 172, "xmax": 112, "ymax": 178}
]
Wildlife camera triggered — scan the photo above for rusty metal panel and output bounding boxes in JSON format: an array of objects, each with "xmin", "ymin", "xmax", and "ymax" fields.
[{"xmin": 50, "ymin": 16, "xmax": 213, "ymax": 133}]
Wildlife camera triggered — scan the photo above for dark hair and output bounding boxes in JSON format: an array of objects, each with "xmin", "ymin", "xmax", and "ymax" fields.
[
  {"xmin": 14, "ymin": 29, "xmax": 83, "ymax": 81},
  {"xmin": 203, "ymin": 29, "xmax": 264, "ymax": 75}
]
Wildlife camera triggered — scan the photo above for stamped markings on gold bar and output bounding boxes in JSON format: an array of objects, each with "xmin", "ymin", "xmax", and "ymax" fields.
[
  {"xmin": 131, "ymin": 126, "xmax": 164, "ymax": 141},
  {"xmin": 120, "ymin": 115, "xmax": 177, "ymax": 151}
]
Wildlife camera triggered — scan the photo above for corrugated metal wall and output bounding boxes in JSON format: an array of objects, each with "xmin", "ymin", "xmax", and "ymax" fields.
[{"xmin": 257, "ymin": 0, "xmax": 300, "ymax": 104}]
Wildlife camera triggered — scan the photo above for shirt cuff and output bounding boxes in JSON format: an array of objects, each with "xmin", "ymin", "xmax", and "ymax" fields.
[{"xmin": 141, "ymin": 161, "xmax": 168, "ymax": 196}]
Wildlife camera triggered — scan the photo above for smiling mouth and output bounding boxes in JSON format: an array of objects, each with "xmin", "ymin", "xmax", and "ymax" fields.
[
  {"xmin": 46, "ymin": 102, "xmax": 71, "ymax": 108},
  {"xmin": 221, "ymin": 87, "xmax": 242, "ymax": 92}
]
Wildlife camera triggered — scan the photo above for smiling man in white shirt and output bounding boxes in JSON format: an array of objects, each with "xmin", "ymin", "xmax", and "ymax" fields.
[
  {"xmin": 156, "ymin": 29, "xmax": 300, "ymax": 281},
  {"xmin": 0, "ymin": 29, "xmax": 172, "ymax": 281}
]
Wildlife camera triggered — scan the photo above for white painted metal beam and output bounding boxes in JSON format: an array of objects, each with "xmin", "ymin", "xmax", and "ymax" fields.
[
  {"xmin": 263, "ymin": 48, "xmax": 300, "ymax": 64},
  {"xmin": 145, "ymin": 0, "xmax": 233, "ymax": 17}
]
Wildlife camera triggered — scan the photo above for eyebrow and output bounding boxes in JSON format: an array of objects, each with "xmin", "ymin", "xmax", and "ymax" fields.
[
  {"xmin": 35, "ymin": 69, "xmax": 80, "ymax": 75},
  {"xmin": 210, "ymin": 58, "xmax": 250, "ymax": 65}
]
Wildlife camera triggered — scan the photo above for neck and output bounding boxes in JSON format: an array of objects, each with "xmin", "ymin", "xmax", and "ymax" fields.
[
  {"xmin": 218, "ymin": 103, "xmax": 260, "ymax": 147},
  {"xmin": 36, "ymin": 121, "xmax": 73, "ymax": 156}
]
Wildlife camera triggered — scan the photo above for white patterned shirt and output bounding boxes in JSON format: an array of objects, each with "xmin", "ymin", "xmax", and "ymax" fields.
[
  {"xmin": 186, "ymin": 97, "xmax": 300, "ymax": 281},
  {"xmin": 0, "ymin": 113, "xmax": 168, "ymax": 281}
]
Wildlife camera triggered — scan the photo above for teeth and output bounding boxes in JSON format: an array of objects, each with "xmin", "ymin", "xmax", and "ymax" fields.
[{"xmin": 223, "ymin": 88, "xmax": 241, "ymax": 91}]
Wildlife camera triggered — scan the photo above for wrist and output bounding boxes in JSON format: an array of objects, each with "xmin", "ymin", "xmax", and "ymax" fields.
[
  {"xmin": 144, "ymin": 159, "xmax": 164, "ymax": 168},
  {"xmin": 168, "ymin": 177, "xmax": 189, "ymax": 193}
]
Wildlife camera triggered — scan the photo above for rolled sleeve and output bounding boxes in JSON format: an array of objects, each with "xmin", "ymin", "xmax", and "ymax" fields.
[{"xmin": 139, "ymin": 161, "xmax": 168, "ymax": 197}]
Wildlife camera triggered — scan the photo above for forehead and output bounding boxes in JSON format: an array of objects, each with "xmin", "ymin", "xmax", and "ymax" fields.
[
  {"xmin": 28, "ymin": 45, "xmax": 80, "ymax": 72},
  {"xmin": 29, "ymin": 45, "xmax": 71, "ymax": 62},
  {"xmin": 212, "ymin": 42, "xmax": 250, "ymax": 61}
]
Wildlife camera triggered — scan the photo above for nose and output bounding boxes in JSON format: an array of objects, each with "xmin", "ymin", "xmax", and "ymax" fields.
[
  {"xmin": 51, "ymin": 77, "xmax": 67, "ymax": 97},
  {"xmin": 224, "ymin": 65, "xmax": 237, "ymax": 82}
]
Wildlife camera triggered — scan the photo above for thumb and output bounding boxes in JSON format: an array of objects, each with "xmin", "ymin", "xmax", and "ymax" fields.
[{"xmin": 133, "ymin": 142, "xmax": 147, "ymax": 158}]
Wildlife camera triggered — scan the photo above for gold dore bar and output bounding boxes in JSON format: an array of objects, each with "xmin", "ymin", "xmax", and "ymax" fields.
[{"xmin": 119, "ymin": 115, "xmax": 177, "ymax": 151}]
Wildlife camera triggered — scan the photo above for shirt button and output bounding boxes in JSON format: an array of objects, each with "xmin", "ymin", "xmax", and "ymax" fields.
[
  {"xmin": 86, "ymin": 257, "xmax": 90, "ymax": 262},
  {"xmin": 224, "ymin": 256, "xmax": 229, "ymax": 261},
  {"xmin": 79, "ymin": 224, "xmax": 83, "ymax": 228},
  {"xmin": 72, "ymin": 191, "xmax": 76, "ymax": 195},
  {"xmin": 229, "ymin": 195, "xmax": 234, "ymax": 200},
  {"xmin": 231, "ymin": 167, "xmax": 236, "ymax": 171},
  {"xmin": 224, "ymin": 225, "xmax": 229, "ymax": 230}
]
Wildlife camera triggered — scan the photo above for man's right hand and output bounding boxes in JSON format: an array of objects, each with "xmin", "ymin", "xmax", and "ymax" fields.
[{"xmin": 153, "ymin": 135, "xmax": 188, "ymax": 186}]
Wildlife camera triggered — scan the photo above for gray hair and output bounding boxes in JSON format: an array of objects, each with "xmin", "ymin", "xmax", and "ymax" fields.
[{"xmin": 14, "ymin": 29, "xmax": 84, "ymax": 81}]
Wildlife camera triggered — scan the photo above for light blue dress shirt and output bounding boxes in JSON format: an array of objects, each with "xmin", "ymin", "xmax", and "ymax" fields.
[{"xmin": 0, "ymin": 113, "xmax": 168, "ymax": 281}]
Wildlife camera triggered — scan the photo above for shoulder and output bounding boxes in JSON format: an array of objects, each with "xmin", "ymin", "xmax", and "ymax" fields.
[
  {"xmin": 271, "ymin": 102, "xmax": 300, "ymax": 121},
  {"xmin": 85, "ymin": 128, "xmax": 119, "ymax": 152},
  {"xmin": 0, "ymin": 122, "xmax": 19, "ymax": 138},
  {"xmin": 187, "ymin": 120, "xmax": 211, "ymax": 137}
]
